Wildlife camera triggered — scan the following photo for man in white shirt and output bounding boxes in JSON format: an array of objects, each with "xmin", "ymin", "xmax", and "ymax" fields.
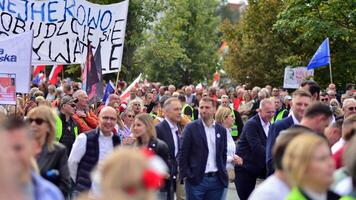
[
  {"xmin": 266, "ymin": 89, "xmax": 312, "ymax": 176},
  {"xmin": 156, "ymin": 97, "xmax": 182, "ymax": 200},
  {"xmin": 235, "ymin": 98, "xmax": 275, "ymax": 200},
  {"xmin": 68, "ymin": 106, "xmax": 120, "ymax": 194},
  {"xmin": 179, "ymin": 97, "xmax": 228, "ymax": 200}
]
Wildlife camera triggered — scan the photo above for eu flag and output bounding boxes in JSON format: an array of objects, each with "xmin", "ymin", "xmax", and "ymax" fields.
[{"xmin": 307, "ymin": 38, "xmax": 330, "ymax": 70}]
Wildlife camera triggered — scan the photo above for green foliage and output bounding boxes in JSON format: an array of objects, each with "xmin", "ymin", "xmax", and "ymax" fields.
[
  {"xmin": 222, "ymin": 0, "xmax": 356, "ymax": 88},
  {"xmin": 136, "ymin": 0, "xmax": 220, "ymax": 85},
  {"xmin": 221, "ymin": 0, "xmax": 287, "ymax": 87},
  {"xmin": 273, "ymin": 0, "xmax": 356, "ymax": 88}
]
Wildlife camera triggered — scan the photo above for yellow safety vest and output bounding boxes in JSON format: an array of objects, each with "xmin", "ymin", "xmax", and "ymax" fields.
[
  {"xmin": 55, "ymin": 115, "xmax": 78, "ymax": 141},
  {"xmin": 272, "ymin": 109, "xmax": 287, "ymax": 124},
  {"xmin": 231, "ymin": 110, "xmax": 239, "ymax": 137}
]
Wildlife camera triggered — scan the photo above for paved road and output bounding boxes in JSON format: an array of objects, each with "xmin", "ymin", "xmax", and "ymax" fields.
[{"xmin": 227, "ymin": 183, "xmax": 239, "ymax": 200}]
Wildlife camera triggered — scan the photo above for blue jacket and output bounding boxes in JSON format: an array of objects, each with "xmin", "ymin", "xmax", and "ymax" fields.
[
  {"xmin": 266, "ymin": 116, "xmax": 294, "ymax": 176},
  {"xmin": 32, "ymin": 172, "xmax": 64, "ymax": 200},
  {"xmin": 235, "ymin": 114, "xmax": 267, "ymax": 176},
  {"xmin": 179, "ymin": 119, "xmax": 228, "ymax": 187}
]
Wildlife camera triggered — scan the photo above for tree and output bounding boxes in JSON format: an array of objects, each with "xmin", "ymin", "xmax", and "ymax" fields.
[
  {"xmin": 273, "ymin": 0, "xmax": 356, "ymax": 88},
  {"xmin": 136, "ymin": 0, "xmax": 221, "ymax": 85},
  {"xmin": 221, "ymin": 0, "xmax": 288, "ymax": 87}
]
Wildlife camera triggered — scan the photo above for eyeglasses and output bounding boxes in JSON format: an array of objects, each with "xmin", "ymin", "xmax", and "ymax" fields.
[
  {"xmin": 27, "ymin": 118, "xmax": 46, "ymax": 125},
  {"xmin": 348, "ymin": 107, "xmax": 356, "ymax": 111},
  {"xmin": 102, "ymin": 116, "xmax": 117, "ymax": 121}
]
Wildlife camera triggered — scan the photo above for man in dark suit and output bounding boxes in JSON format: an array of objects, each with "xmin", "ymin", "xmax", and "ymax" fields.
[
  {"xmin": 156, "ymin": 97, "xmax": 182, "ymax": 200},
  {"xmin": 266, "ymin": 89, "xmax": 312, "ymax": 176},
  {"xmin": 179, "ymin": 97, "xmax": 228, "ymax": 200},
  {"xmin": 235, "ymin": 98, "xmax": 275, "ymax": 200}
]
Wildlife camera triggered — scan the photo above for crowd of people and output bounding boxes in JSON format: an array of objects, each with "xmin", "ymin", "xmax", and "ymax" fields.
[{"xmin": 0, "ymin": 79, "xmax": 355, "ymax": 200}]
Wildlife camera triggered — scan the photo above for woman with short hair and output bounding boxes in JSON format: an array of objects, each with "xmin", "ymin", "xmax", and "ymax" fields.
[{"xmin": 215, "ymin": 107, "xmax": 243, "ymax": 200}]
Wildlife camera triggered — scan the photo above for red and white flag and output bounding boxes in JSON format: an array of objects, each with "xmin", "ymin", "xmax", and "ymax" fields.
[
  {"xmin": 120, "ymin": 73, "xmax": 142, "ymax": 100},
  {"xmin": 48, "ymin": 65, "xmax": 63, "ymax": 85},
  {"xmin": 33, "ymin": 65, "xmax": 46, "ymax": 77}
]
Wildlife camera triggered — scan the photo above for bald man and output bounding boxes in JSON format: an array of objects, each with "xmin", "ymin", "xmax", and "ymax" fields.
[{"xmin": 68, "ymin": 106, "xmax": 121, "ymax": 194}]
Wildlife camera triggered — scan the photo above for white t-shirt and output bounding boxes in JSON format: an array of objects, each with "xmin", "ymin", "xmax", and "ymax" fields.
[{"xmin": 248, "ymin": 175, "xmax": 290, "ymax": 200}]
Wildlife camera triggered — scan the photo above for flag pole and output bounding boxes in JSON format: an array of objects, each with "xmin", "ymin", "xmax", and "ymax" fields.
[
  {"xmin": 329, "ymin": 63, "xmax": 333, "ymax": 83},
  {"xmin": 115, "ymin": 70, "xmax": 121, "ymax": 94}
]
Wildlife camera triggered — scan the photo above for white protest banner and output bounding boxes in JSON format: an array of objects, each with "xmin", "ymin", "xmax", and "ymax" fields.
[
  {"xmin": 283, "ymin": 66, "xmax": 314, "ymax": 89},
  {"xmin": 0, "ymin": 31, "xmax": 33, "ymax": 93},
  {"xmin": 0, "ymin": 73, "xmax": 16, "ymax": 104},
  {"xmin": 0, "ymin": 0, "xmax": 129, "ymax": 74}
]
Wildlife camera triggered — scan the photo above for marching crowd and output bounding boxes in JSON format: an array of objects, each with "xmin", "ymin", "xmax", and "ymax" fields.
[{"xmin": 0, "ymin": 79, "xmax": 355, "ymax": 200}]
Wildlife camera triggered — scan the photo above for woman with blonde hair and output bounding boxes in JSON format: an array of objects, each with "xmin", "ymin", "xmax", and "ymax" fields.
[
  {"xmin": 27, "ymin": 106, "xmax": 71, "ymax": 198},
  {"xmin": 283, "ymin": 134, "xmax": 340, "ymax": 200},
  {"xmin": 215, "ymin": 106, "xmax": 243, "ymax": 200},
  {"xmin": 132, "ymin": 113, "xmax": 170, "ymax": 199},
  {"xmin": 132, "ymin": 113, "xmax": 170, "ymax": 164}
]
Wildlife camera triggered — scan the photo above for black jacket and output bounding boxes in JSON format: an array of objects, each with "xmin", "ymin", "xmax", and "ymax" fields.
[
  {"xmin": 147, "ymin": 137, "xmax": 171, "ymax": 169},
  {"xmin": 37, "ymin": 142, "xmax": 71, "ymax": 198}
]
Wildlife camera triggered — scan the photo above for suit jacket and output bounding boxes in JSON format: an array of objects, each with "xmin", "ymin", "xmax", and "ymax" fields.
[
  {"xmin": 179, "ymin": 119, "xmax": 228, "ymax": 187},
  {"xmin": 266, "ymin": 116, "xmax": 294, "ymax": 176},
  {"xmin": 235, "ymin": 114, "xmax": 267, "ymax": 177}
]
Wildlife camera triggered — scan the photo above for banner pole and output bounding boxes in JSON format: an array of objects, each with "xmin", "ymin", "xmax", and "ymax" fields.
[
  {"xmin": 329, "ymin": 63, "xmax": 333, "ymax": 83},
  {"xmin": 115, "ymin": 70, "xmax": 121, "ymax": 94}
]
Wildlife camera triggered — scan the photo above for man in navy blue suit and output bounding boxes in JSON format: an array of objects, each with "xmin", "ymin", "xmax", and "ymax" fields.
[
  {"xmin": 179, "ymin": 97, "xmax": 228, "ymax": 200},
  {"xmin": 156, "ymin": 97, "xmax": 183, "ymax": 200},
  {"xmin": 235, "ymin": 98, "xmax": 275, "ymax": 200},
  {"xmin": 266, "ymin": 89, "xmax": 312, "ymax": 176}
]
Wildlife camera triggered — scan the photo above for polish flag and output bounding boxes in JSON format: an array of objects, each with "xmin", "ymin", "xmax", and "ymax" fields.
[
  {"xmin": 33, "ymin": 65, "xmax": 46, "ymax": 77},
  {"xmin": 120, "ymin": 73, "xmax": 142, "ymax": 100},
  {"xmin": 48, "ymin": 65, "xmax": 63, "ymax": 85}
]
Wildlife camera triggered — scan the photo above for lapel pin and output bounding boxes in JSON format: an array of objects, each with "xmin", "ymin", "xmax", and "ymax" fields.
[{"xmin": 217, "ymin": 133, "xmax": 221, "ymax": 138}]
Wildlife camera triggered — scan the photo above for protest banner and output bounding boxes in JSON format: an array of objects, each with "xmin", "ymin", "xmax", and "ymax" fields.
[
  {"xmin": 0, "ymin": 73, "xmax": 16, "ymax": 105},
  {"xmin": 0, "ymin": 0, "xmax": 129, "ymax": 74},
  {"xmin": 283, "ymin": 66, "xmax": 314, "ymax": 89},
  {"xmin": 0, "ymin": 31, "xmax": 33, "ymax": 93}
]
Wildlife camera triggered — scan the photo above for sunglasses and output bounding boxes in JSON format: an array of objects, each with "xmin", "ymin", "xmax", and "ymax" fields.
[
  {"xmin": 348, "ymin": 107, "xmax": 356, "ymax": 111},
  {"xmin": 27, "ymin": 118, "xmax": 46, "ymax": 125},
  {"xmin": 127, "ymin": 114, "xmax": 135, "ymax": 118},
  {"xmin": 68, "ymin": 103, "xmax": 76, "ymax": 108},
  {"xmin": 321, "ymin": 98, "xmax": 329, "ymax": 102}
]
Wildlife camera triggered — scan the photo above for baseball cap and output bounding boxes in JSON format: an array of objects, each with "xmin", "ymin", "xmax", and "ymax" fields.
[{"xmin": 59, "ymin": 95, "xmax": 77, "ymax": 109}]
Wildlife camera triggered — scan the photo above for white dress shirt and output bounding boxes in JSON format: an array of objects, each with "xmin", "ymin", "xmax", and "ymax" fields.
[
  {"xmin": 259, "ymin": 114, "xmax": 270, "ymax": 137},
  {"xmin": 203, "ymin": 120, "xmax": 218, "ymax": 173},
  {"xmin": 165, "ymin": 118, "xmax": 179, "ymax": 156},
  {"xmin": 226, "ymin": 128, "xmax": 236, "ymax": 169},
  {"xmin": 291, "ymin": 111, "xmax": 300, "ymax": 125},
  {"xmin": 68, "ymin": 130, "xmax": 115, "ymax": 182}
]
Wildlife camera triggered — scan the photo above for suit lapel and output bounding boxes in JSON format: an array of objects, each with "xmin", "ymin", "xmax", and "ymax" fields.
[
  {"xmin": 255, "ymin": 115, "xmax": 267, "ymax": 139},
  {"xmin": 163, "ymin": 120, "xmax": 176, "ymax": 156},
  {"xmin": 215, "ymin": 125, "xmax": 221, "ymax": 154},
  {"xmin": 198, "ymin": 119, "xmax": 208, "ymax": 149}
]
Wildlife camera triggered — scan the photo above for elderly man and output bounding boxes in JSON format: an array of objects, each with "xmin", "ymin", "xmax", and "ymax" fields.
[
  {"xmin": 68, "ymin": 106, "xmax": 121, "ymax": 194},
  {"xmin": 235, "ymin": 99, "xmax": 275, "ymax": 200},
  {"xmin": 343, "ymin": 98, "xmax": 356, "ymax": 119},
  {"xmin": 72, "ymin": 90, "xmax": 98, "ymax": 133}
]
